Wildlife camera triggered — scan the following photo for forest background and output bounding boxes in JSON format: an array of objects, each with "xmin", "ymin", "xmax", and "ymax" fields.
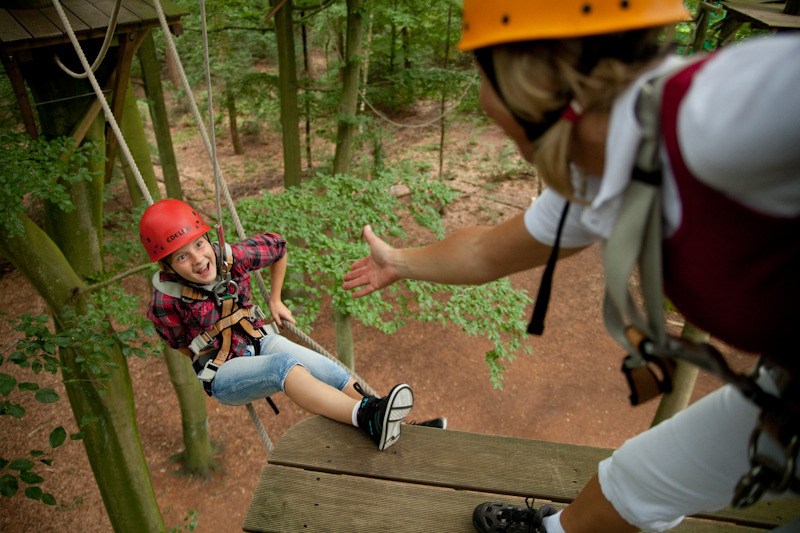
[{"xmin": 0, "ymin": 0, "xmax": 762, "ymax": 531}]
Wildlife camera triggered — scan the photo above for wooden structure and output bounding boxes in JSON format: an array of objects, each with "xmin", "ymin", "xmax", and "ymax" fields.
[
  {"xmin": 243, "ymin": 416, "xmax": 800, "ymax": 532},
  {"xmin": 0, "ymin": 0, "xmax": 186, "ymax": 177},
  {"xmin": 693, "ymin": 0, "xmax": 800, "ymax": 50}
]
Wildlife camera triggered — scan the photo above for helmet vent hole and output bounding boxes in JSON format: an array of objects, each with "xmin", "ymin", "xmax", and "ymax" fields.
[
  {"xmin": 582, "ymin": 3, "xmax": 592, "ymax": 14},
  {"xmin": 501, "ymin": 14, "xmax": 509, "ymax": 25},
  {"xmin": 620, "ymin": 0, "xmax": 630, "ymax": 8}
]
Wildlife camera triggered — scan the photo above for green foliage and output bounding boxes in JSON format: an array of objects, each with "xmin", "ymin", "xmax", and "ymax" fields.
[
  {"xmin": 0, "ymin": 284, "xmax": 156, "ymax": 505},
  {"xmin": 233, "ymin": 170, "xmax": 531, "ymax": 386},
  {"xmin": 0, "ymin": 132, "xmax": 103, "ymax": 238},
  {"xmin": 169, "ymin": 510, "xmax": 199, "ymax": 532}
]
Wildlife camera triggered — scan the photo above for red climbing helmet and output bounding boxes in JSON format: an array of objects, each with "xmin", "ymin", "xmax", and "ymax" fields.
[{"xmin": 139, "ymin": 199, "xmax": 211, "ymax": 262}]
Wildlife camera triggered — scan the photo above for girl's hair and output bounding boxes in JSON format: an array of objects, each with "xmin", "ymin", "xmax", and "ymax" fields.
[{"xmin": 491, "ymin": 27, "xmax": 670, "ymax": 199}]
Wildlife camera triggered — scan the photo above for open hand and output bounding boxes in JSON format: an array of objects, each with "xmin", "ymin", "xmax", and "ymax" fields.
[{"xmin": 342, "ymin": 225, "xmax": 400, "ymax": 298}]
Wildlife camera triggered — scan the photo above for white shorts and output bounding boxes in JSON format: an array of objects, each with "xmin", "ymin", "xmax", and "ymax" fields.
[{"xmin": 598, "ymin": 371, "xmax": 798, "ymax": 531}]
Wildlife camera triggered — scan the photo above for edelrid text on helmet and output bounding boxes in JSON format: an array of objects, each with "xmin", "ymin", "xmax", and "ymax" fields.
[
  {"xmin": 139, "ymin": 199, "xmax": 212, "ymax": 262},
  {"xmin": 458, "ymin": 0, "xmax": 690, "ymax": 51}
]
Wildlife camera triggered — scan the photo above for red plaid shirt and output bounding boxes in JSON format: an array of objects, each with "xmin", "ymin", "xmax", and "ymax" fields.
[{"xmin": 147, "ymin": 232, "xmax": 286, "ymax": 360}]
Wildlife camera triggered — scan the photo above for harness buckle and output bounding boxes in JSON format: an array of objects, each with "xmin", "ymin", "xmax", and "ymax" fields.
[
  {"xmin": 196, "ymin": 361, "xmax": 219, "ymax": 383},
  {"xmin": 212, "ymin": 279, "xmax": 239, "ymax": 305}
]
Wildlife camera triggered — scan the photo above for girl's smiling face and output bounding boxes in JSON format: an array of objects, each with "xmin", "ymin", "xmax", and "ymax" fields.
[{"xmin": 167, "ymin": 236, "xmax": 217, "ymax": 284}]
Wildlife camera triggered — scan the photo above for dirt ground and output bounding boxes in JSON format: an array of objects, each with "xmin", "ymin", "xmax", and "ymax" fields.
[{"xmin": 0, "ymin": 104, "xmax": 755, "ymax": 532}]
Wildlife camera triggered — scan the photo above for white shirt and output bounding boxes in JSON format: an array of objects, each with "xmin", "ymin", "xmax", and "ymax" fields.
[{"xmin": 525, "ymin": 35, "xmax": 800, "ymax": 248}]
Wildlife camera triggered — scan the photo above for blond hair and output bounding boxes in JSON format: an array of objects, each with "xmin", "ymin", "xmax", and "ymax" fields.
[{"xmin": 491, "ymin": 28, "xmax": 668, "ymax": 199}]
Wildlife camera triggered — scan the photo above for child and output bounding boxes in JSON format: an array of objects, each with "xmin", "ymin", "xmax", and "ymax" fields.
[{"xmin": 139, "ymin": 198, "xmax": 414, "ymax": 450}]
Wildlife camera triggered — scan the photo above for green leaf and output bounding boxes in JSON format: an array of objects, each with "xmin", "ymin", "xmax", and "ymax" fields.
[
  {"xmin": 9, "ymin": 459, "xmax": 34, "ymax": 471},
  {"xmin": 18, "ymin": 382, "xmax": 39, "ymax": 392},
  {"xmin": 24, "ymin": 486, "xmax": 43, "ymax": 501},
  {"xmin": 20, "ymin": 471, "xmax": 44, "ymax": 484},
  {"xmin": 34, "ymin": 388, "xmax": 59, "ymax": 404},
  {"xmin": 49, "ymin": 427, "xmax": 67, "ymax": 448},
  {"xmin": 0, "ymin": 474, "xmax": 18, "ymax": 497},
  {"xmin": 0, "ymin": 373, "xmax": 16, "ymax": 396},
  {"xmin": 42, "ymin": 493, "xmax": 56, "ymax": 505},
  {"xmin": 2, "ymin": 402, "xmax": 25, "ymax": 418}
]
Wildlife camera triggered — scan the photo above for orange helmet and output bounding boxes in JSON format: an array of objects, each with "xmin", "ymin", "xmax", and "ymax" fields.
[
  {"xmin": 139, "ymin": 199, "xmax": 211, "ymax": 262},
  {"xmin": 458, "ymin": 0, "xmax": 691, "ymax": 51}
]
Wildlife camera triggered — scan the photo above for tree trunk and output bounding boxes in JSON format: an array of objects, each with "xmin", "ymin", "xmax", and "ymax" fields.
[
  {"xmin": 119, "ymin": 79, "xmax": 159, "ymax": 208},
  {"xmin": 0, "ymin": 214, "xmax": 165, "ymax": 532},
  {"xmin": 163, "ymin": 346, "xmax": 218, "ymax": 476},
  {"xmin": 15, "ymin": 43, "xmax": 165, "ymax": 530},
  {"xmin": 271, "ymin": 0, "xmax": 302, "ymax": 188},
  {"xmin": 332, "ymin": 0, "xmax": 364, "ymax": 175},
  {"xmin": 226, "ymin": 88, "xmax": 243, "ymax": 155},
  {"xmin": 300, "ymin": 12, "xmax": 313, "ymax": 171},
  {"xmin": 438, "ymin": 2, "xmax": 453, "ymax": 182},
  {"xmin": 330, "ymin": 0, "xmax": 365, "ymax": 369},
  {"xmin": 650, "ymin": 321, "xmax": 705, "ymax": 427},
  {"xmin": 43, "ymin": 114, "xmax": 104, "ymax": 279},
  {"xmin": 138, "ymin": 32, "xmax": 183, "ymax": 200}
]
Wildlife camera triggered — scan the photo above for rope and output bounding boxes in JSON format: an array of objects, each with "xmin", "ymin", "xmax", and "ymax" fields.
[
  {"xmin": 54, "ymin": 0, "xmax": 122, "ymax": 79},
  {"xmin": 357, "ymin": 74, "xmax": 478, "ymax": 129},
  {"xmin": 51, "ymin": 0, "xmax": 154, "ymax": 207}
]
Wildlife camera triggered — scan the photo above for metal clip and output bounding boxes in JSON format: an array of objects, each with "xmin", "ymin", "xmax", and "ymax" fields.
[
  {"xmin": 212, "ymin": 279, "xmax": 239, "ymax": 305},
  {"xmin": 733, "ymin": 422, "xmax": 800, "ymax": 508}
]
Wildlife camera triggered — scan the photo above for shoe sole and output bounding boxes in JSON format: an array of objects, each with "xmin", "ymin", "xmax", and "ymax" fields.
[{"xmin": 378, "ymin": 384, "xmax": 414, "ymax": 451}]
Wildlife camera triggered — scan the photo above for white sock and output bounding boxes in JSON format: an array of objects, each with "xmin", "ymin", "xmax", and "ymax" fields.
[
  {"xmin": 351, "ymin": 401, "xmax": 361, "ymax": 427},
  {"xmin": 542, "ymin": 511, "xmax": 565, "ymax": 533}
]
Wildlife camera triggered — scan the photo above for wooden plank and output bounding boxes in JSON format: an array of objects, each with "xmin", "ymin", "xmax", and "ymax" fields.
[
  {"xmin": 118, "ymin": 0, "xmax": 157, "ymax": 21},
  {"xmin": 83, "ymin": 0, "xmax": 140, "ymax": 25},
  {"xmin": 722, "ymin": 1, "xmax": 800, "ymax": 28},
  {"xmin": 39, "ymin": 5, "xmax": 89, "ymax": 34},
  {"xmin": 270, "ymin": 417, "xmax": 800, "ymax": 528},
  {"xmin": 7, "ymin": 7, "xmax": 62, "ymax": 39},
  {"xmin": 60, "ymin": 0, "xmax": 114, "ymax": 29},
  {"xmin": 243, "ymin": 465, "xmax": 769, "ymax": 533},
  {"xmin": 270, "ymin": 416, "xmax": 608, "ymax": 503},
  {"xmin": 0, "ymin": 8, "xmax": 33, "ymax": 44}
]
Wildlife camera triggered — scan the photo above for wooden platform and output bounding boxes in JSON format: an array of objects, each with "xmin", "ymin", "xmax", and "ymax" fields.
[
  {"xmin": 243, "ymin": 416, "xmax": 799, "ymax": 532},
  {"xmin": 718, "ymin": 1, "xmax": 800, "ymax": 45},
  {"xmin": 0, "ymin": 0, "xmax": 186, "ymax": 54}
]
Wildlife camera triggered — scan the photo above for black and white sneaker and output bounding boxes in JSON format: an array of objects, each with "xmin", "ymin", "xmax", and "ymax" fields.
[
  {"xmin": 355, "ymin": 383, "xmax": 414, "ymax": 450},
  {"xmin": 473, "ymin": 498, "xmax": 557, "ymax": 533}
]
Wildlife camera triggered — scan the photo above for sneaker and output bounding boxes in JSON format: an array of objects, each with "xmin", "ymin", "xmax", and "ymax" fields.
[
  {"xmin": 355, "ymin": 383, "xmax": 414, "ymax": 450},
  {"xmin": 409, "ymin": 417, "xmax": 447, "ymax": 429},
  {"xmin": 473, "ymin": 498, "xmax": 557, "ymax": 533}
]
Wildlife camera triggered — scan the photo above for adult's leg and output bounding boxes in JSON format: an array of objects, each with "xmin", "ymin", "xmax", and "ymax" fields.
[{"xmin": 563, "ymin": 383, "xmax": 763, "ymax": 532}]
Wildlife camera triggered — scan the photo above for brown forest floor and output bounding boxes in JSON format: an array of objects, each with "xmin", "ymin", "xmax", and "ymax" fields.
[{"xmin": 0, "ymin": 101, "xmax": 754, "ymax": 532}]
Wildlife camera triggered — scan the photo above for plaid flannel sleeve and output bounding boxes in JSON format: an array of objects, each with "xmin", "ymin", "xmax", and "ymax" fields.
[
  {"xmin": 146, "ymin": 289, "xmax": 189, "ymax": 350},
  {"xmin": 234, "ymin": 232, "xmax": 287, "ymax": 272}
]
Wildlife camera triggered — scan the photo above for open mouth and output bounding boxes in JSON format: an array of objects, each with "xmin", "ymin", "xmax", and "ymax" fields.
[{"xmin": 196, "ymin": 262, "xmax": 211, "ymax": 276}]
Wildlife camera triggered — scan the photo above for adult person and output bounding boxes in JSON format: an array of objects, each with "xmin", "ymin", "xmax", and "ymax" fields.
[{"xmin": 343, "ymin": 0, "xmax": 800, "ymax": 531}]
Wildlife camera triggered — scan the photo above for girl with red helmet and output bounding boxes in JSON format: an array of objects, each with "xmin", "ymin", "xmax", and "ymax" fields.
[
  {"xmin": 140, "ymin": 199, "xmax": 417, "ymax": 451},
  {"xmin": 344, "ymin": 0, "xmax": 800, "ymax": 530}
]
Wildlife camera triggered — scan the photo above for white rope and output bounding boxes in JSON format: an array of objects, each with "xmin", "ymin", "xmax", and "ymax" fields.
[
  {"xmin": 357, "ymin": 73, "xmax": 478, "ymax": 129},
  {"xmin": 51, "ymin": 0, "xmax": 154, "ymax": 206},
  {"xmin": 54, "ymin": 0, "xmax": 122, "ymax": 79}
]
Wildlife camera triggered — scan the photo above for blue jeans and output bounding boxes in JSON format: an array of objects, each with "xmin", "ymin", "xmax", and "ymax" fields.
[{"xmin": 210, "ymin": 333, "xmax": 352, "ymax": 406}]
